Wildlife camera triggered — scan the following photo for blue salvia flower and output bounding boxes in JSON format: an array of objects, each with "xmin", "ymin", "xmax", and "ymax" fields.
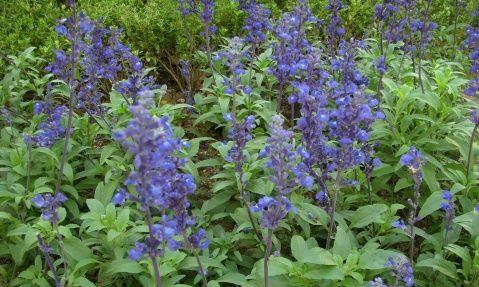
[
  {"xmin": 48, "ymin": 12, "xmax": 150, "ymax": 114},
  {"xmin": 385, "ymin": 257, "xmax": 414, "ymax": 287},
  {"xmin": 260, "ymin": 115, "xmax": 312, "ymax": 194},
  {"xmin": 252, "ymin": 115, "xmax": 303, "ymax": 230},
  {"xmin": 178, "ymin": 0, "xmax": 198, "ymax": 17},
  {"xmin": 240, "ymin": 0, "xmax": 271, "ymax": 49},
  {"xmin": 28, "ymin": 86, "xmax": 67, "ymax": 148},
  {"xmin": 225, "ymin": 113, "xmax": 256, "ymax": 172},
  {"xmin": 32, "ymin": 192, "xmax": 68, "ymax": 223},
  {"xmin": 400, "ymin": 145, "xmax": 426, "ymax": 260},
  {"xmin": 218, "ymin": 37, "xmax": 249, "ymax": 95},
  {"xmin": 112, "ymin": 91, "xmax": 201, "ymax": 262},
  {"xmin": 369, "ymin": 277, "xmax": 388, "ymax": 287},
  {"xmin": 272, "ymin": 0, "xmax": 315, "ymax": 111},
  {"xmin": 400, "ymin": 146, "xmax": 425, "ymax": 187},
  {"xmin": 200, "ymin": 0, "xmax": 215, "ymax": 33},
  {"xmin": 326, "ymin": 0, "xmax": 345, "ymax": 57},
  {"xmin": 251, "ymin": 196, "xmax": 295, "ymax": 230},
  {"xmin": 46, "ymin": 12, "xmax": 94, "ymax": 82},
  {"xmin": 180, "ymin": 60, "xmax": 194, "ymax": 105},
  {"xmin": 475, "ymin": 203, "xmax": 479, "ymax": 213},
  {"xmin": 375, "ymin": 55, "xmax": 387, "ymax": 74},
  {"xmin": 392, "ymin": 219, "xmax": 407, "ymax": 231},
  {"xmin": 465, "ymin": 20, "xmax": 479, "ymax": 97},
  {"xmin": 187, "ymin": 228, "xmax": 210, "ymax": 250},
  {"xmin": 440, "ymin": 190, "xmax": 455, "ymax": 232}
]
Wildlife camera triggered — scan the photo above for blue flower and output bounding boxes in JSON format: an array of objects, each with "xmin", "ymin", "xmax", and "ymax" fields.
[
  {"xmin": 251, "ymin": 196, "xmax": 295, "ymax": 230},
  {"xmin": 392, "ymin": 219, "xmax": 406, "ymax": 230},
  {"xmin": 32, "ymin": 192, "xmax": 68, "ymax": 223},
  {"xmin": 385, "ymin": 256, "xmax": 414, "ymax": 287}
]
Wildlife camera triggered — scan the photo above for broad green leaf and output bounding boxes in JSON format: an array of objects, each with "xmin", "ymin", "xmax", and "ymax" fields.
[
  {"xmin": 359, "ymin": 249, "xmax": 401, "ymax": 269},
  {"xmin": 416, "ymin": 258, "xmax": 458, "ymax": 279},
  {"xmin": 303, "ymin": 266, "xmax": 344, "ymax": 280},
  {"xmin": 350, "ymin": 204, "xmax": 388, "ymax": 228},
  {"xmin": 419, "ymin": 191, "xmax": 443, "ymax": 218},
  {"xmin": 291, "ymin": 235, "xmax": 308, "ymax": 262},
  {"xmin": 332, "ymin": 227, "xmax": 352, "ymax": 260},
  {"xmin": 63, "ymin": 237, "xmax": 93, "ymax": 262},
  {"xmin": 103, "ymin": 259, "xmax": 143, "ymax": 274}
]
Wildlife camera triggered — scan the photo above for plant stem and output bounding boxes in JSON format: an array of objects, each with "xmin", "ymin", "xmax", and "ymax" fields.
[
  {"xmin": 466, "ymin": 124, "xmax": 478, "ymax": 179},
  {"xmin": 367, "ymin": 176, "xmax": 372, "ymax": 205},
  {"xmin": 53, "ymin": 220, "xmax": 68, "ymax": 276},
  {"xmin": 239, "ymin": 169, "xmax": 261, "ymax": 240},
  {"xmin": 145, "ymin": 208, "xmax": 164, "ymax": 287},
  {"xmin": 409, "ymin": 179, "xmax": 421, "ymax": 262},
  {"xmin": 263, "ymin": 228, "xmax": 273, "ymax": 287},
  {"xmin": 181, "ymin": 232, "xmax": 208, "ymax": 287},
  {"xmin": 326, "ymin": 187, "xmax": 338, "ymax": 249},
  {"xmin": 277, "ymin": 82, "xmax": 284, "ymax": 114},
  {"xmin": 54, "ymin": 4, "xmax": 78, "ymax": 195},
  {"xmin": 37, "ymin": 235, "xmax": 62, "ymax": 287},
  {"xmin": 193, "ymin": 251, "xmax": 208, "ymax": 287}
]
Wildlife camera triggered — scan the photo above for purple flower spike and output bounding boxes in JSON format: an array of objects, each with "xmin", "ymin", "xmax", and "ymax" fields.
[
  {"xmin": 440, "ymin": 190, "xmax": 455, "ymax": 232},
  {"xmin": 385, "ymin": 257, "xmax": 414, "ymax": 287}
]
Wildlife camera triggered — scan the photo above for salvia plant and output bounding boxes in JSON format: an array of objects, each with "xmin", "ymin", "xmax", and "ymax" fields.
[{"xmin": 2, "ymin": 0, "xmax": 479, "ymax": 287}]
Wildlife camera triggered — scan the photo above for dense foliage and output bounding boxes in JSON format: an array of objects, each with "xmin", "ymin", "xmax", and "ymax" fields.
[{"xmin": 1, "ymin": 0, "xmax": 479, "ymax": 287}]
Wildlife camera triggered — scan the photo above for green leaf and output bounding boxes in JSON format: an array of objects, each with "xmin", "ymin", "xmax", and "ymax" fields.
[
  {"xmin": 72, "ymin": 277, "xmax": 96, "ymax": 287},
  {"xmin": 103, "ymin": 259, "xmax": 143, "ymax": 274},
  {"xmin": 303, "ymin": 266, "xmax": 344, "ymax": 280},
  {"xmin": 100, "ymin": 145, "xmax": 117, "ymax": 165},
  {"xmin": 332, "ymin": 227, "xmax": 352, "ymax": 260},
  {"xmin": 291, "ymin": 235, "xmax": 308, "ymax": 262},
  {"xmin": 86, "ymin": 199, "xmax": 105, "ymax": 214},
  {"xmin": 63, "ymin": 162, "xmax": 74, "ymax": 183},
  {"xmin": 418, "ymin": 191, "xmax": 443, "ymax": 218},
  {"xmin": 301, "ymin": 248, "xmax": 337, "ymax": 266},
  {"xmin": 350, "ymin": 204, "xmax": 388, "ymax": 228},
  {"xmin": 63, "ymin": 237, "xmax": 93, "ymax": 262},
  {"xmin": 416, "ymin": 258, "xmax": 458, "ymax": 279},
  {"xmin": 359, "ymin": 249, "xmax": 401, "ymax": 269},
  {"xmin": 216, "ymin": 273, "xmax": 247, "ymax": 286},
  {"xmin": 201, "ymin": 191, "xmax": 234, "ymax": 213}
]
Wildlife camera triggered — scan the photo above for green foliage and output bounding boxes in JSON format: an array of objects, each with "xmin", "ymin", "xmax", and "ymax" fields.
[{"xmin": 1, "ymin": 1, "xmax": 479, "ymax": 287}]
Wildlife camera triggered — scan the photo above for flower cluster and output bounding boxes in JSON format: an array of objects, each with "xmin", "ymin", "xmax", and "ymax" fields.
[
  {"xmin": 252, "ymin": 115, "xmax": 303, "ymax": 230},
  {"xmin": 32, "ymin": 192, "xmax": 68, "ymax": 223},
  {"xmin": 112, "ymin": 91, "xmax": 205, "ymax": 260},
  {"xmin": 240, "ymin": 0, "xmax": 271, "ymax": 48},
  {"xmin": 260, "ymin": 115, "xmax": 312, "ymax": 193},
  {"xmin": 400, "ymin": 146, "xmax": 425, "ymax": 186},
  {"xmin": 385, "ymin": 256, "xmax": 414, "ymax": 287},
  {"xmin": 218, "ymin": 37, "xmax": 249, "ymax": 95},
  {"xmin": 272, "ymin": 0, "xmax": 315, "ymax": 106},
  {"xmin": 29, "ymin": 91, "xmax": 67, "ymax": 148},
  {"xmin": 370, "ymin": 257, "xmax": 414, "ymax": 287},
  {"xmin": 180, "ymin": 60, "xmax": 194, "ymax": 105},
  {"xmin": 326, "ymin": 0, "xmax": 345, "ymax": 55},
  {"xmin": 200, "ymin": 0, "xmax": 216, "ymax": 36},
  {"xmin": 292, "ymin": 40, "xmax": 382, "ymax": 196},
  {"xmin": 440, "ymin": 190, "xmax": 455, "ymax": 231},
  {"xmin": 465, "ymin": 21, "xmax": 479, "ymax": 97},
  {"xmin": 47, "ymin": 11, "xmax": 151, "ymax": 114},
  {"xmin": 178, "ymin": 0, "xmax": 197, "ymax": 17},
  {"xmin": 251, "ymin": 196, "xmax": 294, "ymax": 230},
  {"xmin": 369, "ymin": 277, "xmax": 387, "ymax": 287},
  {"xmin": 224, "ymin": 113, "xmax": 256, "ymax": 172},
  {"xmin": 392, "ymin": 218, "xmax": 407, "ymax": 231}
]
